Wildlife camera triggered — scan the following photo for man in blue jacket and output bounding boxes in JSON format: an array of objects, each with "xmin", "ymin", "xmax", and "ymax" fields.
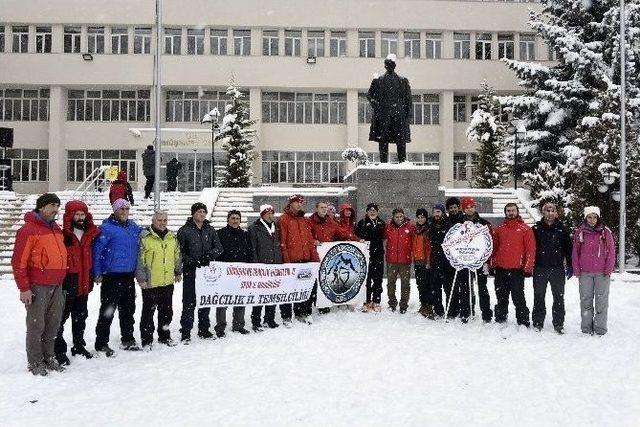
[{"xmin": 93, "ymin": 199, "xmax": 142, "ymax": 355}]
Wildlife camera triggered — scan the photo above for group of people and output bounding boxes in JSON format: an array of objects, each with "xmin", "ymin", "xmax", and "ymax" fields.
[{"xmin": 12, "ymin": 191, "xmax": 616, "ymax": 376}]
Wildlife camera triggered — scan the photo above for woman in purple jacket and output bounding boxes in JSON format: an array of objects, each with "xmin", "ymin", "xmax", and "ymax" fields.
[{"xmin": 572, "ymin": 206, "xmax": 616, "ymax": 335}]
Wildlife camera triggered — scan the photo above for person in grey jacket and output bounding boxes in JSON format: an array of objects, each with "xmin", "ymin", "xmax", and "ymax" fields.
[
  {"xmin": 177, "ymin": 202, "xmax": 224, "ymax": 342},
  {"xmin": 141, "ymin": 145, "xmax": 155, "ymax": 199},
  {"xmin": 248, "ymin": 204, "xmax": 283, "ymax": 330}
]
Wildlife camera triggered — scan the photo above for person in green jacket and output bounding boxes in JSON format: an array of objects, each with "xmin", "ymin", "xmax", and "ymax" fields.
[{"xmin": 136, "ymin": 210, "xmax": 182, "ymax": 349}]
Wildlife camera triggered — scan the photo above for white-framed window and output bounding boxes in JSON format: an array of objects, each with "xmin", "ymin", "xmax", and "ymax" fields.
[
  {"xmin": 164, "ymin": 27, "xmax": 181, "ymax": 55},
  {"xmin": 454, "ymin": 95, "xmax": 467, "ymax": 122},
  {"xmin": 111, "ymin": 27, "xmax": 128, "ymax": 54},
  {"xmin": 453, "ymin": 153, "xmax": 478, "ymax": 181},
  {"xmin": 475, "ymin": 33, "xmax": 492, "ymax": 60},
  {"xmin": 470, "ymin": 96, "xmax": 480, "ymax": 115},
  {"xmin": 284, "ymin": 30, "xmax": 301, "ymax": 56},
  {"xmin": 410, "ymin": 94, "xmax": 440, "ymax": 125},
  {"xmin": 307, "ymin": 30, "xmax": 325, "ymax": 57},
  {"xmin": 359, "ymin": 31, "xmax": 375, "ymax": 58},
  {"xmin": 0, "ymin": 26, "xmax": 4, "ymax": 53},
  {"xmin": 35, "ymin": 26, "xmax": 51, "ymax": 53},
  {"xmin": 454, "ymin": 32, "xmax": 471, "ymax": 59},
  {"xmin": 233, "ymin": 29, "xmax": 251, "ymax": 56},
  {"xmin": 87, "ymin": 26, "xmax": 105, "ymax": 54},
  {"xmin": 519, "ymin": 33, "xmax": 536, "ymax": 60},
  {"xmin": 134, "ymin": 27, "xmax": 151, "ymax": 54},
  {"xmin": 498, "ymin": 33, "xmax": 514, "ymax": 59},
  {"xmin": 425, "ymin": 32, "xmax": 442, "ymax": 59},
  {"xmin": 187, "ymin": 28, "xmax": 204, "ymax": 55},
  {"xmin": 12, "ymin": 26, "xmax": 28, "ymax": 53},
  {"xmin": 165, "ymin": 90, "xmax": 243, "ymax": 122},
  {"xmin": 408, "ymin": 152, "xmax": 439, "ymax": 166},
  {"xmin": 67, "ymin": 149, "xmax": 137, "ymax": 182},
  {"xmin": 261, "ymin": 92, "xmax": 346, "ymax": 124},
  {"xmin": 67, "ymin": 89, "xmax": 150, "ymax": 122},
  {"xmin": 262, "ymin": 151, "xmax": 346, "ymax": 184},
  {"xmin": 262, "ymin": 30, "xmax": 279, "ymax": 56},
  {"xmin": 330, "ymin": 31, "xmax": 346, "ymax": 57},
  {"xmin": 64, "ymin": 26, "xmax": 81, "ymax": 53},
  {"xmin": 358, "ymin": 93, "xmax": 373, "ymax": 124},
  {"xmin": 7, "ymin": 149, "xmax": 49, "ymax": 182},
  {"xmin": 404, "ymin": 31, "xmax": 420, "ymax": 58},
  {"xmin": 210, "ymin": 29, "xmax": 227, "ymax": 55},
  {"xmin": 0, "ymin": 88, "xmax": 49, "ymax": 121},
  {"xmin": 547, "ymin": 44, "xmax": 559, "ymax": 61},
  {"xmin": 381, "ymin": 31, "xmax": 397, "ymax": 58}
]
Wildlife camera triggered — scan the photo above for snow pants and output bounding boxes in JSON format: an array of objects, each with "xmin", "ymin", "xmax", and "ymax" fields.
[
  {"xmin": 532, "ymin": 266, "xmax": 565, "ymax": 329},
  {"xmin": 579, "ymin": 272, "xmax": 610, "ymax": 335},
  {"xmin": 54, "ymin": 276, "xmax": 89, "ymax": 356},
  {"xmin": 95, "ymin": 273, "xmax": 136, "ymax": 348},
  {"xmin": 140, "ymin": 285, "xmax": 174, "ymax": 345},
  {"xmin": 494, "ymin": 268, "xmax": 530, "ymax": 326}
]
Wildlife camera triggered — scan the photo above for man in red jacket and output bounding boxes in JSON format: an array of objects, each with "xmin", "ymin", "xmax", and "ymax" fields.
[
  {"xmin": 279, "ymin": 194, "xmax": 319, "ymax": 325},
  {"xmin": 385, "ymin": 208, "xmax": 416, "ymax": 313},
  {"xmin": 491, "ymin": 203, "xmax": 536, "ymax": 326},
  {"xmin": 54, "ymin": 200, "xmax": 100, "ymax": 365}
]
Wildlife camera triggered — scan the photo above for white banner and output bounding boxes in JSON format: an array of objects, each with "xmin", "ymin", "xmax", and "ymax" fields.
[
  {"xmin": 315, "ymin": 241, "xmax": 370, "ymax": 309},
  {"xmin": 442, "ymin": 221, "xmax": 493, "ymax": 271},
  {"xmin": 196, "ymin": 262, "xmax": 319, "ymax": 308}
]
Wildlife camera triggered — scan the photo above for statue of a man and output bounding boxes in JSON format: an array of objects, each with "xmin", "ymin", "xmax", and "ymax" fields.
[{"xmin": 367, "ymin": 54, "xmax": 412, "ymax": 163}]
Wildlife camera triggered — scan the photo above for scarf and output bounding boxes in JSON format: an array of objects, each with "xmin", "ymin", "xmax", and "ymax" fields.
[{"xmin": 260, "ymin": 218, "xmax": 276, "ymax": 236}]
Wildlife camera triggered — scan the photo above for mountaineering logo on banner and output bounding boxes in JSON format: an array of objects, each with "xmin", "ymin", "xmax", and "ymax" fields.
[
  {"xmin": 442, "ymin": 221, "xmax": 493, "ymax": 270},
  {"xmin": 316, "ymin": 242, "xmax": 369, "ymax": 308}
]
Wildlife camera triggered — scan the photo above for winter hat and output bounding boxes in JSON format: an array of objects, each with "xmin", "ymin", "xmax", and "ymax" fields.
[
  {"xmin": 385, "ymin": 53, "xmax": 397, "ymax": 63},
  {"xmin": 583, "ymin": 206, "xmax": 601, "ymax": 218},
  {"xmin": 146, "ymin": 145, "xmax": 154, "ymax": 150},
  {"xmin": 191, "ymin": 202, "xmax": 208, "ymax": 215},
  {"xmin": 460, "ymin": 197, "xmax": 476, "ymax": 211},
  {"xmin": 445, "ymin": 197, "xmax": 460, "ymax": 209},
  {"xmin": 327, "ymin": 203, "xmax": 337, "ymax": 215},
  {"xmin": 366, "ymin": 203, "xmax": 379, "ymax": 212},
  {"xmin": 416, "ymin": 208, "xmax": 429, "ymax": 218},
  {"xmin": 112, "ymin": 198, "xmax": 131, "ymax": 212},
  {"xmin": 260, "ymin": 204, "xmax": 274, "ymax": 216},
  {"xmin": 35, "ymin": 193, "xmax": 61, "ymax": 210},
  {"xmin": 433, "ymin": 203, "xmax": 446, "ymax": 214},
  {"xmin": 288, "ymin": 194, "xmax": 304, "ymax": 205}
]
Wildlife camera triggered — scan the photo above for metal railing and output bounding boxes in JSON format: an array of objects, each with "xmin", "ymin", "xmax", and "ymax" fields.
[{"xmin": 72, "ymin": 165, "xmax": 111, "ymax": 200}]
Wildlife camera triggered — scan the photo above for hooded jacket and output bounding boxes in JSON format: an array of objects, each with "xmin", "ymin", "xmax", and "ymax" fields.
[
  {"xmin": 337, "ymin": 203, "xmax": 358, "ymax": 240},
  {"xmin": 93, "ymin": 215, "xmax": 142, "ymax": 277},
  {"xmin": 109, "ymin": 171, "xmax": 135, "ymax": 205},
  {"xmin": 135, "ymin": 226, "xmax": 182, "ymax": 288},
  {"xmin": 385, "ymin": 218, "xmax": 416, "ymax": 265},
  {"xmin": 62, "ymin": 200, "xmax": 100, "ymax": 295},
  {"xmin": 309, "ymin": 211, "xmax": 358, "ymax": 243},
  {"xmin": 12, "ymin": 211, "xmax": 68, "ymax": 292},
  {"xmin": 491, "ymin": 216, "xmax": 536, "ymax": 273},
  {"xmin": 572, "ymin": 222, "xmax": 616, "ymax": 276},
  {"xmin": 532, "ymin": 219, "xmax": 572, "ymax": 269},
  {"xmin": 279, "ymin": 205, "xmax": 319, "ymax": 263}
]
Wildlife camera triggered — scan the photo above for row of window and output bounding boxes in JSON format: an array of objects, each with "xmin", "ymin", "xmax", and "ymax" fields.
[{"xmin": 0, "ymin": 25, "xmax": 541, "ymax": 60}]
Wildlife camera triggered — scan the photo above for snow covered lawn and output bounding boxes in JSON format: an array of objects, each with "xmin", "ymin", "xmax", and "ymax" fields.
[{"xmin": 1, "ymin": 276, "xmax": 639, "ymax": 427}]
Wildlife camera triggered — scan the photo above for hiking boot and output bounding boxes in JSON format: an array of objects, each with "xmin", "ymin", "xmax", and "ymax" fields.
[
  {"xmin": 554, "ymin": 326, "xmax": 565, "ymax": 335},
  {"xmin": 389, "ymin": 305, "xmax": 397, "ymax": 312},
  {"xmin": 142, "ymin": 343, "xmax": 153, "ymax": 352},
  {"xmin": 28, "ymin": 362, "xmax": 48, "ymax": 376},
  {"xmin": 159, "ymin": 338, "xmax": 178, "ymax": 347},
  {"xmin": 318, "ymin": 308, "xmax": 331, "ymax": 314},
  {"xmin": 399, "ymin": 308, "xmax": 407, "ymax": 314},
  {"xmin": 197, "ymin": 330, "xmax": 215, "ymax": 339},
  {"xmin": 372, "ymin": 303, "xmax": 382, "ymax": 313},
  {"xmin": 43, "ymin": 357, "xmax": 65, "ymax": 372},
  {"xmin": 361, "ymin": 303, "xmax": 372, "ymax": 313},
  {"xmin": 121, "ymin": 340, "xmax": 141, "ymax": 351},
  {"xmin": 533, "ymin": 325, "xmax": 543, "ymax": 332},
  {"xmin": 233, "ymin": 328, "xmax": 250, "ymax": 335},
  {"xmin": 282, "ymin": 319, "xmax": 293, "ymax": 328},
  {"xmin": 265, "ymin": 320, "xmax": 280, "ymax": 329},
  {"xmin": 55, "ymin": 353, "xmax": 71, "ymax": 366},
  {"xmin": 216, "ymin": 331, "xmax": 226, "ymax": 338},
  {"xmin": 71, "ymin": 346, "xmax": 93, "ymax": 359},
  {"xmin": 95, "ymin": 345, "xmax": 115, "ymax": 357},
  {"xmin": 295, "ymin": 315, "xmax": 312, "ymax": 325},
  {"xmin": 252, "ymin": 325, "xmax": 264, "ymax": 332},
  {"xmin": 461, "ymin": 317, "xmax": 469, "ymax": 324}
]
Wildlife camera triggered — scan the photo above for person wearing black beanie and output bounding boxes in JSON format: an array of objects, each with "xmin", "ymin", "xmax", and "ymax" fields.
[
  {"xmin": 35, "ymin": 193, "xmax": 61, "ymax": 211},
  {"xmin": 190, "ymin": 202, "xmax": 208, "ymax": 215}
]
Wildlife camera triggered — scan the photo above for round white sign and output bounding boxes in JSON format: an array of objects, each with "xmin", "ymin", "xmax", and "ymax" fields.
[{"xmin": 442, "ymin": 221, "xmax": 493, "ymax": 270}]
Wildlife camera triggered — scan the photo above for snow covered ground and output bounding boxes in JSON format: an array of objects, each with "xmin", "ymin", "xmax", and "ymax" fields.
[{"xmin": 1, "ymin": 276, "xmax": 639, "ymax": 427}]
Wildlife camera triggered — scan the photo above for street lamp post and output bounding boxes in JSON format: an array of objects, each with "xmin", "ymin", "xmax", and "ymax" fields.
[
  {"xmin": 619, "ymin": 0, "xmax": 627, "ymax": 273},
  {"xmin": 202, "ymin": 108, "xmax": 220, "ymax": 188},
  {"xmin": 506, "ymin": 119, "xmax": 526, "ymax": 190}
]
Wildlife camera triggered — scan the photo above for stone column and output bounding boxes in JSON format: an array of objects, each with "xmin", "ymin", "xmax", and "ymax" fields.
[
  {"xmin": 47, "ymin": 86, "xmax": 66, "ymax": 191},
  {"xmin": 249, "ymin": 88, "xmax": 263, "ymax": 184},
  {"xmin": 440, "ymin": 91, "xmax": 454, "ymax": 187}
]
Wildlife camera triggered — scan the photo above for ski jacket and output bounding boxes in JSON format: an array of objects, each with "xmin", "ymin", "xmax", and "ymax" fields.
[
  {"xmin": 532, "ymin": 219, "xmax": 572, "ymax": 269},
  {"xmin": 217, "ymin": 225, "xmax": 253, "ymax": 263},
  {"xmin": 136, "ymin": 227, "xmax": 182, "ymax": 288},
  {"xmin": 337, "ymin": 203, "xmax": 358, "ymax": 240},
  {"xmin": 249, "ymin": 219, "xmax": 282, "ymax": 264},
  {"xmin": 309, "ymin": 212, "xmax": 357, "ymax": 243},
  {"xmin": 176, "ymin": 218, "xmax": 224, "ymax": 272},
  {"xmin": 93, "ymin": 216, "xmax": 142, "ymax": 277},
  {"xmin": 108, "ymin": 171, "xmax": 135, "ymax": 205},
  {"xmin": 428, "ymin": 216, "xmax": 452, "ymax": 271},
  {"xmin": 572, "ymin": 222, "xmax": 616, "ymax": 276},
  {"xmin": 356, "ymin": 215, "xmax": 386, "ymax": 260},
  {"xmin": 142, "ymin": 148, "xmax": 155, "ymax": 177},
  {"xmin": 413, "ymin": 222, "xmax": 431, "ymax": 265},
  {"xmin": 491, "ymin": 216, "xmax": 536, "ymax": 273},
  {"xmin": 385, "ymin": 219, "xmax": 416, "ymax": 265},
  {"xmin": 62, "ymin": 200, "xmax": 100, "ymax": 295},
  {"xmin": 279, "ymin": 207, "xmax": 319, "ymax": 263}
]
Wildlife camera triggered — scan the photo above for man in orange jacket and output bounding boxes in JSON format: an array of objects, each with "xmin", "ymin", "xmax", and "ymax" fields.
[
  {"xmin": 491, "ymin": 203, "xmax": 536, "ymax": 327},
  {"xmin": 12, "ymin": 193, "xmax": 68, "ymax": 376},
  {"xmin": 413, "ymin": 208, "xmax": 432, "ymax": 317}
]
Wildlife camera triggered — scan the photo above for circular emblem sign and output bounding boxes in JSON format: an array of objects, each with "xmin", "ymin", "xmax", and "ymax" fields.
[
  {"xmin": 319, "ymin": 243, "xmax": 367, "ymax": 304},
  {"xmin": 442, "ymin": 221, "xmax": 493, "ymax": 271}
]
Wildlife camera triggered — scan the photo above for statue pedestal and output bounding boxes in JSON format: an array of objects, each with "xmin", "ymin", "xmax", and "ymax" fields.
[{"xmin": 345, "ymin": 164, "xmax": 444, "ymax": 219}]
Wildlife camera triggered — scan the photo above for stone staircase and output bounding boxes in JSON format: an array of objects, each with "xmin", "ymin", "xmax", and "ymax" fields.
[
  {"xmin": 210, "ymin": 188, "xmax": 255, "ymax": 229},
  {"xmin": 444, "ymin": 188, "xmax": 537, "ymax": 226}
]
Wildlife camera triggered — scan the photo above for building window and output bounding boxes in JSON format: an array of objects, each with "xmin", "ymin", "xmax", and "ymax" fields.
[
  {"xmin": 520, "ymin": 33, "xmax": 536, "ymax": 60},
  {"xmin": 64, "ymin": 26, "xmax": 81, "ymax": 53},
  {"xmin": 87, "ymin": 26, "xmax": 105, "ymax": 54},
  {"xmin": 134, "ymin": 27, "xmax": 151, "ymax": 54},
  {"xmin": 470, "ymin": 96, "xmax": 480, "ymax": 115},
  {"xmin": 165, "ymin": 90, "xmax": 241, "ymax": 122},
  {"xmin": 548, "ymin": 44, "xmax": 559, "ymax": 61},
  {"xmin": 407, "ymin": 152, "xmax": 439, "ymax": 166},
  {"xmin": 7, "ymin": 149, "xmax": 49, "ymax": 182},
  {"xmin": 498, "ymin": 33, "xmax": 514, "ymax": 59},
  {"xmin": 210, "ymin": 29, "xmax": 227, "ymax": 55},
  {"xmin": 35, "ymin": 26, "xmax": 52, "ymax": 53},
  {"xmin": 475, "ymin": 33, "xmax": 492, "ymax": 60},
  {"xmin": 358, "ymin": 93, "xmax": 373, "ymax": 124},
  {"xmin": 67, "ymin": 89, "xmax": 150, "ymax": 122},
  {"xmin": 454, "ymin": 32, "xmax": 471, "ymax": 59},
  {"xmin": 12, "ymin": 26, "xmax": 29, "ymax": 53},
  {"xmin": 410, "ymin": 94, "xmax": 440, "ymax": 125},
  {"xmin": 67, "ymin": 150, "xmax": 137, "ymax": 182},
  {"xmin": 261, "ymin": 151, "xmax": 346, "ymax": 184},
  {"xmin": 454, "ymin": 95, "xmax": 467, "ymax": 122},
  {"xmin": 0, "ymin": 26, "xmax": 4, "ymax": 53},
  {"xmin": 233, "ymin": 29, "xmax": 251, "ymax": 56},
  {"xmin": 330, "ymin": 31, "xmax": 347, "ymax": 57},
  {"xmin": 425, "ymin": 32, "xmax": 442, "ymax": 59},
  {"xmin": 307, "ymin": 30, "xmax": 324, "ymax": 57},
  {"xmin": 404, "ymin": 31, "xmax": 420, "ymax": 59},
  {"xmin": 381, "ymin": 31, "xmax": 397, "ymax": 58},
  {"xmin": 284, "ymin": 30, "xmax": 301, "ymax": 56},
  {"xmin": 187, "ymin": 28, "xmax": 204, "ymax": 55},
  {"xmin": 262, "ymin": 30, "xmax": 279, "ymax": 56},
  {"xmin": 164, "ymin": 27, "xmax": 181, "ymax": 55},
  {"xmin": 111, "ymin": 27, "xmax": 128, "ymax": 54},
  {"xmin": 261, "ymin": 92, "xmax": 346, "ymax": 124},
  {"xmin": 359, "ymin": 31, "xmax": 375, "ymax": 58},
  {"xmin": 0, "ymin": 88, "xmax": 49, "ymax": 121},
  {"xmin": 454, "ymin": 153, "xmax": 477, "ymax": 181}
]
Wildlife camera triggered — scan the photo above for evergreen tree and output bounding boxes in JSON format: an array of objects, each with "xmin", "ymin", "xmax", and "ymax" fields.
[
  {"xmin": 217, "ymin": 85, "xmax": 256, "ymax": 188},
  {"xmin": 466, "ymin": 80, "xmax": 509, "ymax": 188}
]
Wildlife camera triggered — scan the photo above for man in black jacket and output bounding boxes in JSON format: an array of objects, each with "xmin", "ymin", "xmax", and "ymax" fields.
[
  {"xmin": 428, "ymin": 203, "xmax": 453, "ymax": 318},
  {"xmin": 216, "ymin": 210, "xmax": 252, "ymax": 336},
  {"xmin": 532, "ymin": 200, "xmax": 573, "ymax": 334},
  {"xmin": 446, "ymin": 197, "xmax": 464, "ymax": 225},
  {"xmin": 356, "ymin": 203, "xmax": 386, "ymax": 312},
  {"xmin": 177, "ymin": 202, "xmax": 224, "ymax": 342},
  {"xmin": 248, "ymin": 204, "xmax": 283, "ymax": 330},
  {"xmin": 141, "ymin": 145, "xmax": 155, "ymax": 199},
  {"xmin": 166, "ymin": 158, "xmax": 182, "ymax": 192}
]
